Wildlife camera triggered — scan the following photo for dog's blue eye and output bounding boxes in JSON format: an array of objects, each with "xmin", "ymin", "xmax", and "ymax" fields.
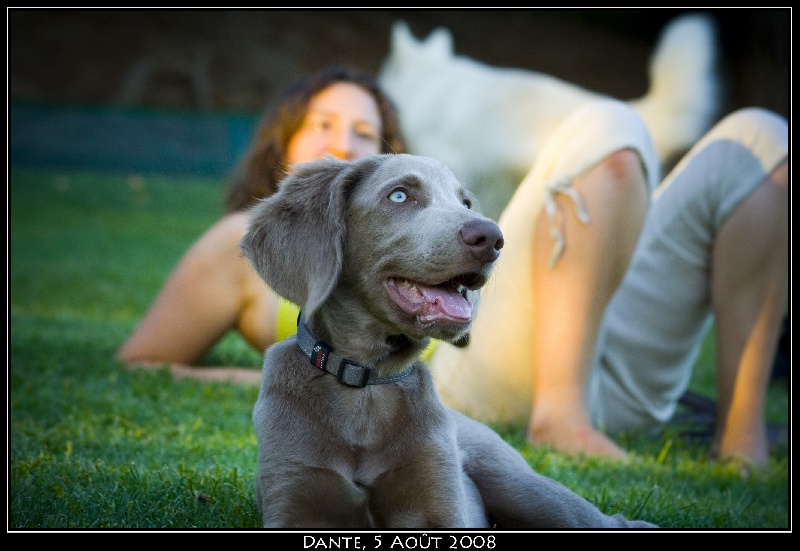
[{"xmin": 389, "ymin": 189, "xmax": 408, "ymax": 203}]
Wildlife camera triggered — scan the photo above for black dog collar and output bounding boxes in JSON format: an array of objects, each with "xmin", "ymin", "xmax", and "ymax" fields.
[{"xmin": 295, "ymin": 312, "xmax": 414, "ymax": 388}]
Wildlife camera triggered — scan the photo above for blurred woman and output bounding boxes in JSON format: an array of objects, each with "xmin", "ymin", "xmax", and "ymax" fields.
[{"xmin": 116, "ymin": 66, "xmax": 406, "ymax": 383}]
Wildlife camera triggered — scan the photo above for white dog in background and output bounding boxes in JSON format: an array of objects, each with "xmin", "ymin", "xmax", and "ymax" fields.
[{"xmin": 379, "ymin": 13, "xmax": 719, "ymax": 219}]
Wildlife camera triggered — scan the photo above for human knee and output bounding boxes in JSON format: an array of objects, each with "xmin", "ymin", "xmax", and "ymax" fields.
[
  {"xmin": 601, "ymin": 148, "xmax": 646, "ymax": 182},
  {"xmin": 596, "ymin": 148, "xmax": 649, "ymax": 199},
  {"xmin": 712, "ymin": 107, "xmax": 788, "ymax": 153},
  {"xmin": 722, "ymin": 106, "xmax": 786, "ymax": 131}
]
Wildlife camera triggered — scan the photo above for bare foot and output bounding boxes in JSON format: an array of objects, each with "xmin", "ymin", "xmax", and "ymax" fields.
[
  {"xmin": 528, "ymin": 419, "xmax": 629, "ymax": 460},
  {"xmin": 711, "ymin": 425, "xmax": 769, "ymax": 470}
]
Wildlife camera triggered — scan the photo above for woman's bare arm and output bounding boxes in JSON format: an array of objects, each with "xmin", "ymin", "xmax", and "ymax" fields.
[{"xmin": 116, "ymin": 212, "xmax": 277, "ymax": 384}]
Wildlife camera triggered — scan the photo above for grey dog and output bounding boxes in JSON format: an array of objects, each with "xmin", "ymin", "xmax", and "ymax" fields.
[{"xmin": 241, "ymin": 153, "xmax": 657, "ymax": 529}]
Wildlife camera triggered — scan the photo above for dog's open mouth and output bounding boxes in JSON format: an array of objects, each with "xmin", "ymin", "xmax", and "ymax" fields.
[{"xmin": 384, "ymin": 273, "xmax": 484, "ymax": 324}]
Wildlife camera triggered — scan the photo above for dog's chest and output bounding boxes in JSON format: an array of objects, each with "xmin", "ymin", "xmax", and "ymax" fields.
[
  {"xmin": 258, "ymin": 347, "xmax": 452, "ymax": 489},
  {"xmin": 266, "ymin": 361, "xmax": 443, "ymax": 467},
  {"xmin": 325, "ymin": 383, "xmax": 416, "ymax": 446},
  {"xmin": 321, "ymin": 385, "xmax": 452, "ymax": 490}
]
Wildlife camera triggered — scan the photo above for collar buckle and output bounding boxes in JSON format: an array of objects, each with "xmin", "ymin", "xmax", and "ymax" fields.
[
  {"xmin": 337, "ymin": 360, "xmax": 371, "ymax": 388},
  {"xmin": 296, "ymin": 310, "xmax": 412, "ymax": 387}
]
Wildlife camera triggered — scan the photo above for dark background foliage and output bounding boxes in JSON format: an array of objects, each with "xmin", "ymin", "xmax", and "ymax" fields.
[{"xmin": 9, "ymin": 8, "xmax": 789, "ymax": 119}]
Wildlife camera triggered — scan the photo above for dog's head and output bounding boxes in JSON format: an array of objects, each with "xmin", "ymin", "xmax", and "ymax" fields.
[
  {"xmin": 379, "ymin": 20, "xmax": 454, "ymax": 81},
  {"xmin": 378, "ymin": 22, "xmax": 455, "ymax": 112},
  {"xmin": 241, "ymin": 153, "xmax": 503, "ymax": 346}
]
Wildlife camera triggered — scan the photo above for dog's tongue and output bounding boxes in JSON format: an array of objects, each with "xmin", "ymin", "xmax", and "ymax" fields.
[
  {"xmin": 389, "ymin": 279, "xmax": 473, "ymax": 322},
  {"xmin": 418, "ymin": 285, "xmax": 472, "ymax": 321}
]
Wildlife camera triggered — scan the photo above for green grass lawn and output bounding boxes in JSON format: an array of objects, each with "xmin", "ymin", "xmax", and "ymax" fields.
[{"xmin": 8, "ymin": 166, "xmax": 789, "ymax": 531}]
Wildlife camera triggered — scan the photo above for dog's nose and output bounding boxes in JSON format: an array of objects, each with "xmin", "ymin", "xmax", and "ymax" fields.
[{"xmin": 460, "ymin": 219, "xmax": 504, "ymax": 262}]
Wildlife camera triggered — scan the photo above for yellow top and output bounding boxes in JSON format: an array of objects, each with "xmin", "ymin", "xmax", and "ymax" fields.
[
  {"xmin": 275, "ymin": 298, "xmax": 302, "ymax": 342},
  {"xmin": 275, "ymin": 297, "xmax": 439, "ymax": 361}
]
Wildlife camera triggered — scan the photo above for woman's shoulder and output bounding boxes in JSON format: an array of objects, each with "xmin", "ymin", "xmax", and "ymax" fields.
[
  {"xmin": 178, "ymin": 211, "xmax": 252, "ymax": 267},
  {"xmin": 196, "ymin": 211, "xmax": 250, "ymax": 246},
  {"xmin": 215, "ymin": 210, "xmax": 251, "ymax": 233}
]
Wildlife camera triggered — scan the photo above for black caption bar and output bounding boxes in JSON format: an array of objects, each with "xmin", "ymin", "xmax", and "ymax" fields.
[{"xmin": 298, "ymin": 533, "xmax": 501, "ymax": 550}]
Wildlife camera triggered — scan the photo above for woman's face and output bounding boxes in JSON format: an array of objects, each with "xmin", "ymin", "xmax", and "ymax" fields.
[{"xmin": 285, "ymin": 82, "xmax": 384, "ymax": 165}]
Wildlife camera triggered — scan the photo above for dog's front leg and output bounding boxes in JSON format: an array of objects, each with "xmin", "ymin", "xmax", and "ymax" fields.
[
  {"xmin": 368, "ymin": 455, "xmax": 475, "ymax": 528},
  {"xmin": 452, "ymin": 410, "xmax": 657, "ymax": 528},
  {"xmin": 257, "ymin": 464, "xmax": 373, "ymax": 528}
]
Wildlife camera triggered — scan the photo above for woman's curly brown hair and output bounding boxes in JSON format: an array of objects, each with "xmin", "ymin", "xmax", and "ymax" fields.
[{"xmin": 223, "ymin": 66, "xmax": 407, "ymax": 213}]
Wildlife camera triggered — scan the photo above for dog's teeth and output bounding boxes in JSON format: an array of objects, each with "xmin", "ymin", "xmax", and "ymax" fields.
[{"xmin": 401, "ymin": 279, "xmax": 418, "ymax": 292}]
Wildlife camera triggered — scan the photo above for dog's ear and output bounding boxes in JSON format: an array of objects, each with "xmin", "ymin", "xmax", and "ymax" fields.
[
  {"xmin": 390, "ymin": 20, "xmax": 416, "ymax": 51},
  {"xmin": 389, "ymin": 20, "xmax": 452, "ymax": 60},
  {"xmin": 423, "ymin": 26, "xmax": 454, "ymax": 59},
  {"xmin": 241, "ymin": 156, "xmax": 381, "ymax": 318}
]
